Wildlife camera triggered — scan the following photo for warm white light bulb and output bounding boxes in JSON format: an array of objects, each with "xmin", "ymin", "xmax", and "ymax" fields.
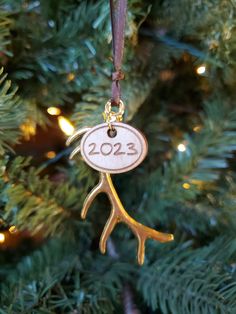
[
  {"xmin": 177, "ymin": 143, "xmax": 186, "ymax": 152},
  {"xmin": 9, "ymin": 226, "xmax": 17, "ymax": 234},
  {"xmin": 0, "ymin": 233, "xmax": 5, "ymax": 243},
  {"xmin": 45, "ymin": 151, "xmax": 56, "ymax": 159},
  {"xmin": 182, "ymin": 183, "xmax": 191, "ymax": 190},
  {"xmin": 58, "ymin": 116, "xmax": 75, "ymax": 136},
  {"xmin": 47, "ymin": 107, "xmax": 61, "ymax": 116},
  {"xmin": 196, "ymin": 65, "xmax": 206, "ymax": 75}
]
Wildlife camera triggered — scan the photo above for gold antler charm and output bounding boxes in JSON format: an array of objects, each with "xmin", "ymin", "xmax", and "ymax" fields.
[
  {"xmin": 82, "ymin": 172, "xmax": 173, "ymax": 265},
  {"xmin": 66, "ymin": 123, "xmax": 174, "ymax": 265}
]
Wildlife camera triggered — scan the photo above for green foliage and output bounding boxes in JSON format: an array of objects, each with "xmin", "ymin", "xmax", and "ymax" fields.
[
  {"xmin": 0, "ymin": 0, "xmax": 236, "ymax": 313},
  {"xmin": 118, "ymin": 95, "xmax": 236, "ymax": 239},
  {"xmin": 138, "ymin": 237, "xmax": 236, "ymax": 314},
  {"xmin": 0, "ymin": 68, "xmax": 26, "ymax": 153},
  {"xmin": 153, "ymin": 0, "xmax": 236, "ymax": 64},
  {"xmin": 151, "ymin": 0, "xmax": 236, "ymax": 94},
  {"xmin": 0, "ymin": 1, "xmax": 12, "ymax": 56},
  {"xmin": 149, "ymin": 97, "xmax": 236, "ymax": 198},
  {"xmin": 72, "ymin": 41, "xmax": 180, "ymax": 127},
  {"xmin": 2, "ymin": 0, "xmax": 149, "ymax": 105},
  {"xmin": 0, "ymin": 238, "xmax": 78, "ymax": 313},
  {"xmin": 6, "ymin": 1, "xmax": 109, "ymax": 103},
  {"xmin": 0, "ymin": 237, "xmax": 131, "ymax": 313},
  {"xmin": 0, "ymin": 156, "xmax": 83, "ymax": 236}
]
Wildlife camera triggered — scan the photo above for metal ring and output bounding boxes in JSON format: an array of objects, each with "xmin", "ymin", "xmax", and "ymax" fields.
[{"xmin": 104, "ymin": 100, "xmax": 125, "ymax": 118}]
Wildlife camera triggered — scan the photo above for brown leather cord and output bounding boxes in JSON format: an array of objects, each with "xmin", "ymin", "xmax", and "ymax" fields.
[{"xmin": 109, "ymin": 0, "xmax": 127, "ymax": 106}]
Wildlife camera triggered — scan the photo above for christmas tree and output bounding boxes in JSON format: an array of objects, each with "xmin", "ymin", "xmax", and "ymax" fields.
[{"xmin": 1, "ymin": 0, "xmax": 236, "ymax": 313}]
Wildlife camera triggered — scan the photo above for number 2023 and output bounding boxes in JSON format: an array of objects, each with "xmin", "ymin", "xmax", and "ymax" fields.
[{"xmin": 88, "ymin": 142, "xmax": 138, "ymax": 156}]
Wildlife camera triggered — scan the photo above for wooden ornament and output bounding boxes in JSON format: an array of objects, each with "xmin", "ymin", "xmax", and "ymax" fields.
[{"xmin": 80, "ymin": 122, "xmax": 148, "ymax": 174}]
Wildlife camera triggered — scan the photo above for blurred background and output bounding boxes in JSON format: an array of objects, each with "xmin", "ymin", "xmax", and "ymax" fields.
[{"xmin": 0, "ymin": 0, "xmax": 236, "ymax": 313}]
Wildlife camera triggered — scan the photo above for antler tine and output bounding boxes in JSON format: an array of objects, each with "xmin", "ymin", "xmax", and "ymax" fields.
[
  {"xmin": 66, "ymin": 127, "xmax": 92, "ymax": 160},
  {"xmin": 82, "ymin": 172, "xmax": 174, "ymax": 265},
  {"xmin": 69, "ymin": 146, "xmax": 81, "ymax": 160},
  {"xmin": 81, "ymin": 177, "xmax": 105, "ymax": 219},
  {"xmin": 66, "ymin": 127, "xmax": 91, "ymax": 146}
]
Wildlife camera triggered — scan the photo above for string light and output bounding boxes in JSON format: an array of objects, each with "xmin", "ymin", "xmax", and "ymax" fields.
[
  {"xmin": 177, "ymin": 143, "xmax": 186, "ymax": 152},
  {"xmin": 47, "ymin": 107, "xmax": 61, "ymax": 116},
  {"xmin": 20, "ymin": 120, "xmax": 36, "ymax": 140},
  {"xmin": 0, "ymin": 233, "xmax": 5, "ymax": 243},
  {"xmin": 67, "ymin": 73, "xmax": 75, "ymax": 81},
  {"xmin": 182, "ymin": 183, "xmax": 191, "ymax": 190},
  {"xmin": 193, "ymin": 125, "xmax": 202, "ymax": 132},
  {"xmin": 45, "ymin": 151, "xmax": 56, "ymax": 159},
  {"xmin": 58, "ymin": 116, "xmax": 75, "ymax": 136},
  {"xmin": 9, "ymin": 226, "xmax": 17, "ymax": 234},
  {"xmin": 196, "ymin": 65, "xmax": 206, "ymax": 75}
]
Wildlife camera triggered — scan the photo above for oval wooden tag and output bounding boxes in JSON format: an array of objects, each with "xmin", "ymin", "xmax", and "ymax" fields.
[{"xmin": 80, "ymin": 122, "xmax": 148, "ymax": 174}]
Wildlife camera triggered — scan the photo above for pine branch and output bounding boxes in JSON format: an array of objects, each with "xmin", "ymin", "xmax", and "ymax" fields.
[
  {"xmin": 135, "ymin": 97, "xmax": 236, "ymax": 234},
  {"xmin": 81, "ymin": 255, "xmax": 132, "ymax": 313},
  {"xmin": 0, "ymin": 237, "xmax": 132, "ymax": 313},
  {"xmin": 150, "ymin": 0, "xmax": 236, "ymax": 74},
  {"xmin": 160, "ymin": 98, "xmax": 236, "ymax": 184},
  {"xmin": 140, "ymin": 28, "xmax": 222, "ymax": 67},
  {"xmin": 0, "ymin": 157, "xmax": 84, "ymax": 236},
  {"xmin": 137, "ymin": 237, "xmax": 236, "ymax": 314},
  {"xmin": 2, "ymin": 1, "xmax": 109, "ymax": 104},
  {"xmin": 0, "ymin": 68, "xmax": 26, "ymax": 154},
  {"xmin": 0, "ymin": 238, "xmax": 78, "ymax": 313},
  {"xmin": 106, "ymin": 239, "xmax": 141, "ymax": 314},
  {"xmin": 3, "ymin": 0, "xmax": 150, "ymax": 106},
  {"xmin": 72, "ymin": 38, "xmax": 180, "ymax": 128},
  {"xmin": 0, "ymin": 1, "xmax": 12, "ymax": 56}
]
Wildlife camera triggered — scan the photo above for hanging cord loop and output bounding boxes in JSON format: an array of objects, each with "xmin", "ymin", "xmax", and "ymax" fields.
[{"xmin": 110, "ymin": 0, "xmax": 127, "ymax": 106}]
